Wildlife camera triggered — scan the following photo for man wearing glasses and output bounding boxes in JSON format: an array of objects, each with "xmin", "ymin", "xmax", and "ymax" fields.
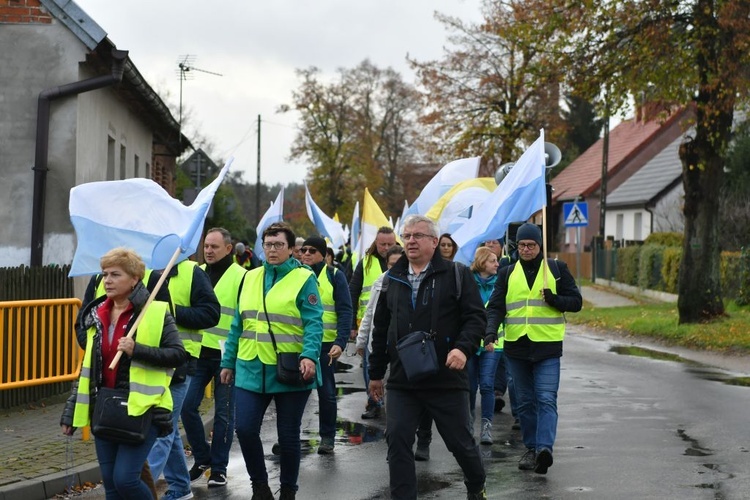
[
  {"xmin": 183, "ymin": 227, "xmax": 248, "ymax": 488},
  {"xmin": 298, "ymin": 236, "xmax": 353, "ymax": 454},
  {"xmin": 485, "ymin": 223, "xmax": 582, "ymax": 475},
  {"xmin": 368, "ymin": 214, "xmax": 488, "ymax": 500}
]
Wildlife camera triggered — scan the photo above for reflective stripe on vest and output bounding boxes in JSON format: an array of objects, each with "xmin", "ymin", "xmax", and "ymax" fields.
[
  {"xmin": 358, "ymin": 255, "xmax": 382, "ymax": 320},
  {"xmin": 237, "ymin": 267, "xmax": 312, "ymax": 364},
  {"xmin": 200, "ymin": 263, "xmax": 246, "ymax": 349},
  {"xmin": 72, "ymin": 301, "xmax": 173, "ymax": 427},
  {"xmin": 168, "ymin": 260, "xmax": 202, "ymax": 357},
  {"xmin": 504, "ymin": 262, "xmax": 565, "ymax": 343},
  {"xmin": 317, "ymin": 267, "xmax": 338, "ymax": 342}
]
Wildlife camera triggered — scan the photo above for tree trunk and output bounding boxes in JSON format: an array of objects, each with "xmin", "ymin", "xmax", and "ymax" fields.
[{"xmin": 677, "ymin": 136, "xmax": 724, "ymax": 323}]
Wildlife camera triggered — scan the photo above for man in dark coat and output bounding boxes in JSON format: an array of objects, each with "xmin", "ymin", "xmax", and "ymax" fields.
[{"xmin": 368, "ymin": 214, "xmax": 487, "ymax": 500}]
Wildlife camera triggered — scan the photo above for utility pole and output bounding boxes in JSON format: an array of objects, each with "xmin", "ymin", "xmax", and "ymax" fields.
[{"xmin": 256, "ymin": 114, "xmax": 261, "ymax": 224}]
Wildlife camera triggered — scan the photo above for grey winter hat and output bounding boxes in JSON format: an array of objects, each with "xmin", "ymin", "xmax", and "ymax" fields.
[{"xmin": 515, "ymin": 223, "xmax": 542, "ymax": 246}]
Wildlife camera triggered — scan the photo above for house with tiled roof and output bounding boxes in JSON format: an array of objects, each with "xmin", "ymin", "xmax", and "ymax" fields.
[
  {"xmin": 550, "ymin": 106, "xmax": 691, "ymax": 252},
  {"xmin": 0, "ymin": 0, "xmax": 190, "ymax": 268}
]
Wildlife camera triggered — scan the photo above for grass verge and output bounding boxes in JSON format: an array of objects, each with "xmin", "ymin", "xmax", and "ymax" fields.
[{"xmin": 568, "ymin": 297, "xmax": 750, "ymax": 354}]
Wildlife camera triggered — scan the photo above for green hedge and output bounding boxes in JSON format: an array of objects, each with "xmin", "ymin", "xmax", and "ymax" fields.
[{"xmin": 614, "ymin": 243, "xmax": 750, "ymax": 302}]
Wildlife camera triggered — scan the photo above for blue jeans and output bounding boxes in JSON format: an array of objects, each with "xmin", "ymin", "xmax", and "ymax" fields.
[
  {"xmin": 95, "ymin": 424, "xmax": 159, "ymax": 499},
  {"xmin": 148, "ymin": 376, "xmax": 191, "ymax": 494},
  {"xmin": 467, "ymin": 349, "xmax": 500, "ymax": 421},
  {"xmin": 318, "ymin": 342, "xmax": 337, "ymax": 440},
  {"xmin": 181, "ymin": 357, "xmax": 235, "ymax": 473},
  {"xmin": 234, "ymin": 387, "xmax": 311, "ymax": 491},
  {"xmin": 505, "ymin": 356, "xmax": 560, "ymax": 452}
]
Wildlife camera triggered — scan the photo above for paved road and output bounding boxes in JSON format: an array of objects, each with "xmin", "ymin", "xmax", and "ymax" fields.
[{"xmin": 62, "ymin": 322, "xmax": 750, "ymax": 500}]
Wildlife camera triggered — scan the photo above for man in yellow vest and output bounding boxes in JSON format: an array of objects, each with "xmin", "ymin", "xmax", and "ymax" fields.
[
  {"xmin": 485, "ymin": 223, "xmax": 582, "ymax": 475},
  {"xmin": 299, "ymin": 236, "xmax": 353, "ymax": 454},
  {"xmin": 182, "ymin": 227, "xmax": 247, "ymax": 488},
  {"xmin": 147, "ymin": 259, "xmax": 220, "ymax": 500},
  {"xmin": 349, "ymin": 226, "xmax": 396, "ymax": 419}
]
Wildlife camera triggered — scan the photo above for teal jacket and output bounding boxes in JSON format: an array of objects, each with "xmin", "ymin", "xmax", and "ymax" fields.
[{"xmin": 222, "ymin": 257, "xmax": 324, "ymax": 393}]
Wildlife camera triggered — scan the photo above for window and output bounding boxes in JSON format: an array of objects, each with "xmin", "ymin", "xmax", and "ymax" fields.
[
  {"xmin": 106, "ymin": 137, "xmax": 115, "ymax": 180},
  {"xmin": 634, "ymin": 212, "xmax": 643, "ymax": 240},
  {"xmin": 134, "ymin": 154, "xmax": 140, "ymax": 177},
  {"xmin": 616, "ymin": 214, "xmax": 624, "ymax": 241},
  {"xmin": 119, "ymin": 145, "xmax": 126, "ymax": 179}
]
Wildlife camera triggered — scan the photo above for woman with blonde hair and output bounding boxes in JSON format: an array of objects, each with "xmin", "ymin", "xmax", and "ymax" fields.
[
  {"xmin": 61, "ymin": 248, "xmax": 186, "ymax": 499},
  {"xmin": 468, "ymin": 246, "xmax": 502, "ymax": 445}
]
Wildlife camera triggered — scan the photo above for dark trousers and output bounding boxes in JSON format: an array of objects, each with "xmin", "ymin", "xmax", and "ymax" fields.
[{"xmin": 385, "ymin": 388, "xmax": 485, "ymax": 500}]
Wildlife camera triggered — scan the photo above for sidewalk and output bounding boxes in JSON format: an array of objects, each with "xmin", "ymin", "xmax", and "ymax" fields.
[{"xmin": 0, "ymin": 392, "xmax": 213, "ymax": 500}]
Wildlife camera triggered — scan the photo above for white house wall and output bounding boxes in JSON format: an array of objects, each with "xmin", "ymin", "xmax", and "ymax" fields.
[
  {"xmin": 652, "ymin": 185, "xmax": 685, "ymax": 233},
  {"xmin": 1, "ymin": 22, "xmax": 156, "ymax": 268},
  {"xmin": 604, "ymin": 208, "xmax": 652, "ymax": 243}
]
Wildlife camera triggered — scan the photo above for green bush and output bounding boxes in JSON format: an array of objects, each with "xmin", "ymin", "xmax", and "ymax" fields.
[
  {"xmin": 661, "ymin": 247, "xmax": 682, "ymax": 294},
  {"xmin": 644, "ymin": 232, "xmax": 683, "ymax": 247},
  {"xmin": 738, "ymin": 249, "xmax": 750, "ymax": 306},
  {"xmin": 616, "ymin": 246, "xmax": 641, "ymax": 286},
  {"xmin": 638, "ymin": 245, "xmax": 665, "ymax": 290},
  {"xmin": 721, "ymin": 252, "xmax": 742, "ymax": 299}
]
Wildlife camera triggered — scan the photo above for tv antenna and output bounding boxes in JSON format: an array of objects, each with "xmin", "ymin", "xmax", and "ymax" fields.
[{"xmin": 176, "ymin": 55, "xmax": 223, "ymax": 140}]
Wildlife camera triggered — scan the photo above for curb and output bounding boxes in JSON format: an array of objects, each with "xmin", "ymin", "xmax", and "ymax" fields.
[{"xmin": 0, "ymin": 411, "xmax": 214, "ymax": 500}]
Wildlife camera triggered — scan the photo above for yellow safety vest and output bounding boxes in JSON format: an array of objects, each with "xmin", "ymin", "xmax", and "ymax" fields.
[
  {"xmin": 505, "ymin": 261, "xmax": 565, "ymax": 342},
  {"xmin": 237, "ymin": 267, "xmax": 312, "ymax": 364},
  {"xmin": 72, "ymin": 301, "xmax": 173, "ymax": 427},
  {"xmin": 168, "ymin": 261, "xmax": 201, "ymax": 357},
  {"xmin": 358, "ymin": 255, "xmax": 383, "ymax": 321},
  {"xmin": 317, "ymin": 267, "xmax": 339, "ymax": 343},
  {"xmin": 199, "ymin": 263, "xmax": 246, "ymax": 349}
]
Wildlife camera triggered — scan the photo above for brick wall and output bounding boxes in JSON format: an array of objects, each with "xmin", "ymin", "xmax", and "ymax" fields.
[{"xmin": 0, "ymin": 0, "xmax": 52, "ymax": 24}]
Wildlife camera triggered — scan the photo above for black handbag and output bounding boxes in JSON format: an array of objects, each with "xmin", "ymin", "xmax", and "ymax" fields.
[
  {"xmin": 396, "ymin": 330, "xmax": 439, "ymax": 382},
  {"xmin": 91, "ymin": 387, "xmax": 152, "ymax": 445},
  {"xmin": 262, "ymin": 289, "xmax": 307, "ymax": 386}
]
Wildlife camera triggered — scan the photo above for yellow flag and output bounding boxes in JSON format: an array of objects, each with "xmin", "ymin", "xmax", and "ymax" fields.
[{"xmin": 360, "ymin": 188, "xmax": 392, "ymax": 251}]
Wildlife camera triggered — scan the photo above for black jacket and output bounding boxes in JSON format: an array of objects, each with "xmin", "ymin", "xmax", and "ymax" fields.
[
  {"xmin": 485, "ymin": 254, "xmax": 582, "ymax": 361},
  {"xmin": 61, "ymin": 282, "xmax": 187, "ymax": 433},
  {"xmin": 368, "ymin": 251, "xmax": 486, "ymax": 391}
]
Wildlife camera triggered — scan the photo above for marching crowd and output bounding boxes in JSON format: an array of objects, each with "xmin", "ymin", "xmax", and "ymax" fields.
[{"xmin": 59, "ymin": 216, "xmax": 581, "ymax": 500}]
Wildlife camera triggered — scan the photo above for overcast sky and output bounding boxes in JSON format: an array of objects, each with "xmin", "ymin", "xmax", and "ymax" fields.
[{"xmin": 74, "ymin": 0, "xmax": 484, "ymax": 186}]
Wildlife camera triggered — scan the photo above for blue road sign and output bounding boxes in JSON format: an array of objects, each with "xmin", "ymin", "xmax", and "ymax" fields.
[{"xmin": 563, "ymin": 201, "xmax": 588, "ymax": 227}]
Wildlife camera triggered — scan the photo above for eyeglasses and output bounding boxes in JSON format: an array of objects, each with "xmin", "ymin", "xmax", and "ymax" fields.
[
  {"xmin": 300, "ymin": 247, "xmax": 318, "ymax": 254},
  {"xmin": 400, "ymin": 232, "xmax": 432, "ymax": 241},
  {"xmin": 262, "ymin": 241, "xmax": 287, "ymax": 250},
  {"xmin": 517, "ymin": 242, "xmax": 538, "ymax": 250}
]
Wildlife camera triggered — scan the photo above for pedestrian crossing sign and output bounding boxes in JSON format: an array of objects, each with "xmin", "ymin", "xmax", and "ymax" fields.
[{"xmin": 563, "ymin": 201, "xmax": 588, "ymax": 227}]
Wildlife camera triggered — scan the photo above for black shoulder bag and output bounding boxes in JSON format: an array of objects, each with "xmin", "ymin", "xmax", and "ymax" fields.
[
  {"xmin": 262, "ymin": 287, "xmax": 306, "ymax": 386},
  {"xmin": 392, "ymin": 272, "xmax": 444, "ymax": 383},
  {"xmin": 91, "ymin": 387, "xmax": 152, "ymax": 445}
]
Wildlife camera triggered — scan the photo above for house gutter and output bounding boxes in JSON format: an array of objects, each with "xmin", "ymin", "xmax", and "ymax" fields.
[{"xmin": 30, "ymin": 48, "xmax": 128, "ymax": 267}]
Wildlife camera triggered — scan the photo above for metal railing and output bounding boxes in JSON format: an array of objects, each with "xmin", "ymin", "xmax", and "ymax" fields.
[{"xmin": 0, "ymin": 298, "xmax": 83, "ymax": 391}]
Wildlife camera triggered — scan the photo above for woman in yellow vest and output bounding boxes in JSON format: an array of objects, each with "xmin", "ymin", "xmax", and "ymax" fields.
[
  {"xmin": 485, "ymin": 223, "xmax": 582, "ymax": 476},
  {"xmin": 220, "ymin": 223, "xmax": 323, "ymax": 500},
  {"xmin": 60, "ymin": 248, "xmax": 187, "ymax": 499}
]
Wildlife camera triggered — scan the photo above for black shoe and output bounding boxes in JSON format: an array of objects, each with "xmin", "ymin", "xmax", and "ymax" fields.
[
  {"xmin": 534, "ymin": 448, "xmax": 553, "ymax": 474},
  {"xmin": 361, "ymin": 405, "xmax": 381, "ymax": 419},
  {"xmin": 188, "ymin": 463, "xmax": 209, "ymax": 482},
  {"xmin": 279, "ymin": 485, "xmax": 296, "ymax": 500},
  {"xmin": 414, "ymin": 444, "xmax": 430, "ymax": 461},
  {"xmin": 518, "ymin": 449, "xmax": 536, "ymax": 470},
  {"xmin": 467, "ymin": 488, "xmax": 487, "ymax": 500},
  {"xmin": 207, "ymin": 472, "xmax": 227, "ymax": 487},
  {"xmin": 512, "ymin": 418, "xmax": 521, "ymax": 430},
  {"xmin": 251, "ymin": 482, "xmax": 274, "ymax": 500},
  {"xmin": 318, "ymin": 437, "xmax": 335, "ymax": 455},
  {"xmin": 494, "ymin": 396, "xmax": 506, "ymax": 413},
  {"xmin": 271, "ymin": 442, "xmax": 281, "ymax": 455}
]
